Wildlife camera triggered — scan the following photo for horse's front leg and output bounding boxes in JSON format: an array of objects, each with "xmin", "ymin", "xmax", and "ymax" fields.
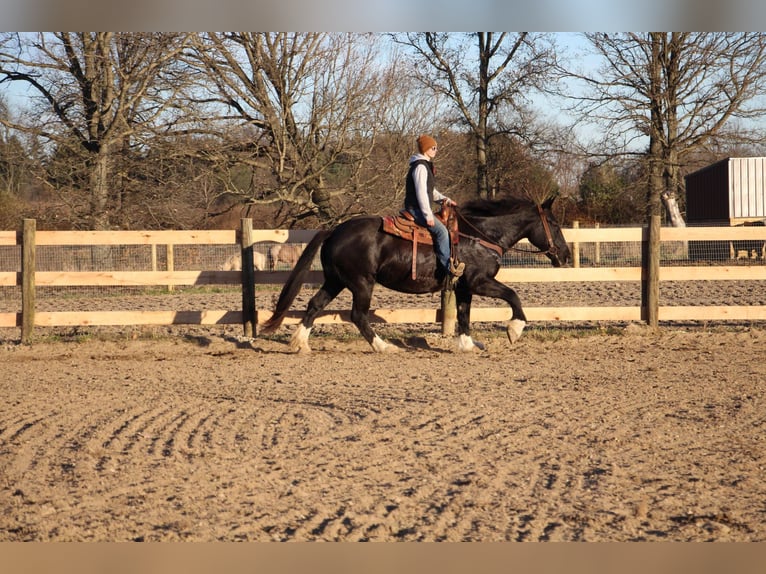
[{"xmin": 470, "ymin": 277, "xmax": 528, "ymax": 345}]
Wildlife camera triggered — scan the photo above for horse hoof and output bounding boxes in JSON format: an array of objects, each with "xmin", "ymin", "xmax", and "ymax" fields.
[
  {"xmin": 457, "ymin": 334, "xmax": 484, "ymax": 352},
  {"xmin": 288, "ymin": 339, "xmax": 312, "ymax": 353},
  {"xmin": 289, "ymin": 324, "xmax": 312, "ymax": 353},
  {"xmin": 506, "ymin": 319, "xmax": 526, "ymax": 344},
  {"xmin": 372, "ymin": 335, "xmax": 398, "ymax": 353}
]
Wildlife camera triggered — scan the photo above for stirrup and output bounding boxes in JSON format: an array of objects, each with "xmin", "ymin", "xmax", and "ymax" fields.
[{"xmin": 449, "ymin": 259, "xmax": 465, "ymax": 278}]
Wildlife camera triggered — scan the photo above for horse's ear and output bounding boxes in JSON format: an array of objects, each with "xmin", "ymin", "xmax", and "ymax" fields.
[{"xmin": 542, "ymin": 196, "xmax": 555, "ymax": 210}]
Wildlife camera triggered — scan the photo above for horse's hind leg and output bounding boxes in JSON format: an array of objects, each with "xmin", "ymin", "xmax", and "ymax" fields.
[
  {"xmin": 289, "ymin": 280, "xmax": 343, "ymax": 353},
  {"xmin": 454, "ymin": 289, "xmax": 484, "ymax": 352}
]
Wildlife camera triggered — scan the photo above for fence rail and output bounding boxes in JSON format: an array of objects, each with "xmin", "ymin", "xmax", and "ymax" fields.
[{"xmin": 1, "ymin": 219, "xmax": 765, "ymax": 341}]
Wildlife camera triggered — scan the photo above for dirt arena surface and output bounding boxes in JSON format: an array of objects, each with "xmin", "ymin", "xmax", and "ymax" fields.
[{"xmin": 2, "ymin": 298, "xmax": 765, "ymax": 541}]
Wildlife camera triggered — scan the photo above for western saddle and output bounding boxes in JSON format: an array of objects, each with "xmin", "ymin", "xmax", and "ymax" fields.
[{"xmin": 381, "ymin": 204, "xmax": 459, "ymax": 280}]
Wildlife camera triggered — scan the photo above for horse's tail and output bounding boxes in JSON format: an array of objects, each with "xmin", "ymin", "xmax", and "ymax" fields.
[{"xmin": 260, "ymin": 230, "xmax": 331, "ymax": 334}]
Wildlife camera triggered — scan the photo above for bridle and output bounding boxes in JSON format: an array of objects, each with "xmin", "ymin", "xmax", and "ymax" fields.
[{"xmin": 455, "ymin": 203, "xmax": 559, "ymax": 259}]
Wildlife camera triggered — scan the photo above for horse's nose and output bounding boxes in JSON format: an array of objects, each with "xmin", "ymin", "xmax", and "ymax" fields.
[{"xmin": 556, "ymin": 249, "xmax": 572, "ymax": 268}]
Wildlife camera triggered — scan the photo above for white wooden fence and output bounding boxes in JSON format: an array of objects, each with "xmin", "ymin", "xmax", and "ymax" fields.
[{"xmin": 1, "ymin": 220, "xmax": 765, "ymax": 342}]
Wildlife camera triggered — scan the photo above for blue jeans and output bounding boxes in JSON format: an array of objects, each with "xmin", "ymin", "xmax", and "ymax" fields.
[{"xmin": 407, "ymin": 209, "xmax": 451, "ymax": 270}]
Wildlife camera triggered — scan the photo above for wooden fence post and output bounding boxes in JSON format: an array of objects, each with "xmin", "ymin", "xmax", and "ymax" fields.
[
  {"xmin": 594, "ymin": 222, "xmax": 601, "ymax": 264},
  {"xmin": 166, "ymin": 244, "xmax": 175, "ymax": 293},
  {"xmin": 441, "ymin": 288, "xmax": 456, "ymax": 336},
  {"xmin": 21, "ymin": 218, "xmax": 36, "ymax": 344},
  {"xmin": 240, "ymin": 218, "xmax": 256, "ymax": 338},
  {"xmin": 572, "ymin": 221, "xmax": 580, "ymax": 268}
]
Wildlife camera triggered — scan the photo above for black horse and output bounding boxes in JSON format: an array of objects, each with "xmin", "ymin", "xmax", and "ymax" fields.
[{"xmin": 261, "ymin": 196, "xmax": 571, "ymax": 352}]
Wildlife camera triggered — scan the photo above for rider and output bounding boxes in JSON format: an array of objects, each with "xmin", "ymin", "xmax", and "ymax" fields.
[{"xmin": 404, "ymin": 134, "xmax": 465, "ymax": 284}]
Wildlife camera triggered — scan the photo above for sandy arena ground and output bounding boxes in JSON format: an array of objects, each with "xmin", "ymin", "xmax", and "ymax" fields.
[{"xmin": 2, "ymin": 282, "xmax": 765, "ymax": 542}]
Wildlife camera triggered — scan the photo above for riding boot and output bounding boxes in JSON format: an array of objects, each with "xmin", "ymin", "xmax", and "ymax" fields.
[
  {"xmin": 444, "ymin": 258, "xmax": 465, "ymax": 289},
  {"xmin": 449, "ymin": 258, "xmax": 465, "ymax": 277}
]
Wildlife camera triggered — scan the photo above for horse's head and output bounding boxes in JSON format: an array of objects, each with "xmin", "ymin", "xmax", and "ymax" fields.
[{"xmin": 527, "ymin": 197, "xmax": 571, "ymax": 268}]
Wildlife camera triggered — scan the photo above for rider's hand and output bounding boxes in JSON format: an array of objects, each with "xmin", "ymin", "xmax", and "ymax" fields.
[{"xmin": 426, "ymin": 216, "xmax": 435, "ymax": 226}]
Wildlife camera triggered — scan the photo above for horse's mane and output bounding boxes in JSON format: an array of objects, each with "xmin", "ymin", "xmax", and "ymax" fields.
[{"xmin": 458, "ymin": 196, "xmax": 535, "ymax": 218}]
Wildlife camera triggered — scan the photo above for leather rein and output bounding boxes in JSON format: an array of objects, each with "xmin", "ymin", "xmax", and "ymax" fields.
[{"xmin": 455, "ymin": 204, "xmax": 558, "ymax": 259}]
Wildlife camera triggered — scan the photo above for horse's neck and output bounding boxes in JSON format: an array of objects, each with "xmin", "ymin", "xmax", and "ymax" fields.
[{"xmin": 462, "ymin": 214, "xmax": 527, "ymax": 250}]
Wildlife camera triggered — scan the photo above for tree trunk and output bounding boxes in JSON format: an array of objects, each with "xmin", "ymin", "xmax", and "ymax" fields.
[
  {"xmin": 476, "ymin": 33, "xmax": 490, "ymax": 199},
  {"xmin": 310, "ymin": 175, "xmax": 333, "ymax": 222},
  {"xmin": 662, "ymin": 191, "xmax": 686, "ymax": 228},
  {"xmin": 663, "ymin": 150, "xmax": 686, "ymax": 227},
  {"xmin": 662, "ymin": 36, "xmax": 686, "ymax": 229},
  {"xmin": 89, "ymin": 148, "xmax": 111, "ymax": 230},
  {"xmin": 476, "ymin": 136, "xmax": 489, "ymax": 199}
]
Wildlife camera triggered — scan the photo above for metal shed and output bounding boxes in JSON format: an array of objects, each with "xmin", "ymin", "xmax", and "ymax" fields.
[{"xmin": 685, "ymin": 157, "xmax": 766, "ymax": 224}]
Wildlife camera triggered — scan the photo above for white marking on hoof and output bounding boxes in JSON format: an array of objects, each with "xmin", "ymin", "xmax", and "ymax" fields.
[
  {"xmin": 457, "ymin": 334, "xmax": 485, "ymax": 352},
  {"xmin": 457, "ymin": 334, "xmax": 476, "ymax": 352},
  {"xmin": 289, "ymin": 324, "xmax": 312, "ymax": 353},
  {"xmin": 371, "ymin": 335, "xmax": 398, "ymax": 353},
  {"xmin": 506, "ymin": 319, "xmax": 526, "ymax": 344}
]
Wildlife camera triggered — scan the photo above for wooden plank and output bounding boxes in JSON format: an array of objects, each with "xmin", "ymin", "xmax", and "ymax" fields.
[
  {"xmin": 255, "ymin": 306, "xmax": 646, "ymax": 325},
  {"xmin": 35, "ymin": 270, "xmax": 240, "ymax": 287},
  {"xmin": 4, "ymin": 305, "xmax": 765, "ymax": 330},
  {"xmin": 251, "ymin": 229, "xmax": 290, "ymax": 243},
  {"xmin": 0, "ymin": 230, "xmax": 18, "ymax": 246},
  {"xmin": 550, "ymin": 226, "xmax": 764, "ymax": 242},
  {"xmin": 33, "ymin": 310, "xmax": 243, "ymax": 326},
  {"xmin": 561, "ymin": 227, "xmax": 644, "ymax": 242},
  {"xmin": 251, "ymin": 229, "xmax": 318, "ymax": 243},
  {"xmin": 5, "ymin": 227, "xmax": 315, "ymax": 247},
  {"xmin": 496, "ymin": 265, "xmax": 766, "ymax": 283},
  {"xmin": 0, "ymin": 312, "xmax": 19, "ymax": 327},
  {"xmin": 0, "ymin": 271, "xmax": 17, "ymax": 286},
  {"xmin": 253, "ymin": 270, "xmax": 324, "ymax": 284},
  {"xmin": 496, "ymin": 267, "xmax": 642, "ymax": 282},
  {"xmin": 661, "ymin": 227, "xmax": 766, "ymax": 240},
  {"xmin": 658, "ymin": 305, "xmax": 766, "ymax": 321},
  {"xmin": 660, "ymin": 266, "xmax": 766, "ymax": 281},
  {"xmin": 470, "ymin": 306, "xmax": 643, "ymax": 322},
  {"xmin": 6, "ymin": 226, "xmax": 764, "ymax": 248},
  {"xmin": 35, "ymin": 229, "xmax": 237, "ymax": 246},
  {"xmin": 25, "ymin": 266, "xmax": 766, "ymax": 288}
]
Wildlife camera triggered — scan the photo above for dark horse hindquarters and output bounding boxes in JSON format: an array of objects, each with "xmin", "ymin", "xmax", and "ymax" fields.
[{"xmin": 261, "ymin": 197, "xmax": 570, "ymax": 353}]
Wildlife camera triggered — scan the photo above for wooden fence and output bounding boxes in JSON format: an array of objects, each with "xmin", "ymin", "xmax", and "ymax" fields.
[{"xmin": 1, "ymin": 218, "xmax": 765, "ymax": 342}]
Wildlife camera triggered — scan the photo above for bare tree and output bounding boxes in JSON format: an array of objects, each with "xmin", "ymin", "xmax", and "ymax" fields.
[
  {"xmin": 0, "ymin": 94, "xmax": 27, "ymax": 226},
  {"xmin": 393, "ymin": 32, "xmax": 557, "ymax": 199},
  {"xmin": 0, "ymin": 96, "xmax": 24, "ymax": 195},
  {"xmin": 0, "ymin": 32, "xmax": 193, "ymax": 229},
  {"xmin": 188, "ymin": 32, "xmax": 396, "ymax": 227},
  {"xmin": 563, "ymin": 32, "xmax": 766, "ymax": 226}
]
